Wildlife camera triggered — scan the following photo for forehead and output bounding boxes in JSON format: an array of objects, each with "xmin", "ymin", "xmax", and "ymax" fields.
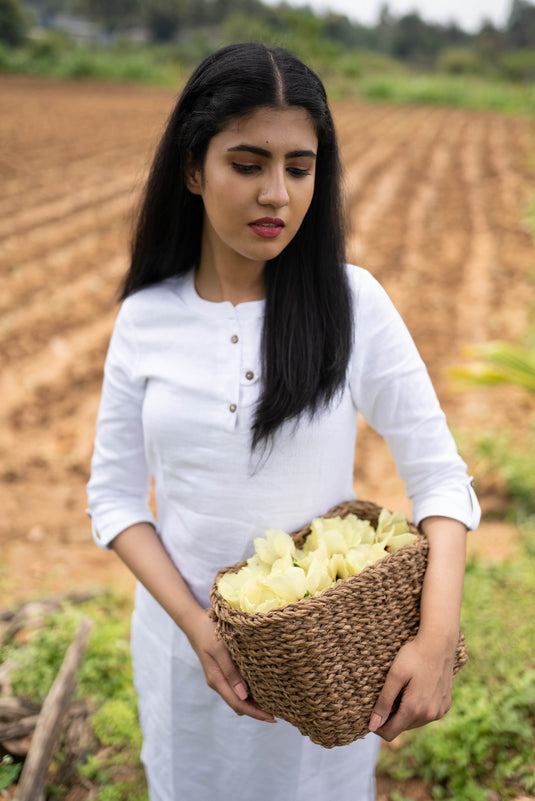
[{"xmin": 214, "ymin": 106, "xmax": 318, "ymax": 151}]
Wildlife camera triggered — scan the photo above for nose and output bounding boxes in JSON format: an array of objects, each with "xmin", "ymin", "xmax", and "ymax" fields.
[{"xmin": 258, "ymin": 165, "xmax": 289, "ymax": 208}]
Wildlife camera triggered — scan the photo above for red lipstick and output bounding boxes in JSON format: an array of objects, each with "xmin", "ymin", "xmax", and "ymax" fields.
[{"xmin": 248, "ymin": 217, "xmax": 285, "ymax": 239}]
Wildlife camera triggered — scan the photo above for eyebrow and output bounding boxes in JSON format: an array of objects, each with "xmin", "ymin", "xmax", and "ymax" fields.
[{"xmin": 227, "ymin": 144, "xmax": 317, "ymax": 159}]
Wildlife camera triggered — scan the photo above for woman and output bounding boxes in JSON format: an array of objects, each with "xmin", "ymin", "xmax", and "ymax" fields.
[{"xmin": 87, "ymin": 42, "xmax": 480, "ymax": 801}]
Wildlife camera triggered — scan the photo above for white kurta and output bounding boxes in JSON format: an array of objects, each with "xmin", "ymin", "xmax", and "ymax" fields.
[{"xmin": 87, "ymin": 265, "xmax": 480, "ymax": 801}]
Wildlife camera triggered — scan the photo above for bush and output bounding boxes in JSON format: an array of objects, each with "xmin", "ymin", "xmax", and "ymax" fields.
[
  {"xmin": 358, "ymin": 72, "xmax": 535, "ymax": 115},
  {"xmin": 499, "ymin": 48, "xmax": 535, "ymax": 82},
  {"xmin": 436, "ymin": 47, "xmax": 483, "ymax": 76},
  {"xmin": 1, "ymin": 595, "xmax": 147, "ymax": 801},
  {"xmin": 26, "ymin": 29, "xmax": 75, "ymax": 61},
  {"xmin": 379, "ymin": 546, "xmax": 535, "ymax": 799}
]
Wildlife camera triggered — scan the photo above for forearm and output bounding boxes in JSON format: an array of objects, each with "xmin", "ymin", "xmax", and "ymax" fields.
[
  {"xmin": 110, "ymin": 522, "xmax": 206, "ymax": 641},
  {"xmin": 418, "ymin": 515, "xmax": 467, "ymax": 649},
  {"xmin": 110, "ymin": 521, "xmax": 275, "ymax": 722},
  {"xmin": 369, "ymin": 515, "xmax": 468, "ymax": 738}
]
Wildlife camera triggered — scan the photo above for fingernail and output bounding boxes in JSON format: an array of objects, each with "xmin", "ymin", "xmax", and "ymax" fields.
[
  {"xmin": 369, "ymin": 712, "xmax": 383, "ymax": 731},
  {"xmin": 235, "ymin": 682, "xmax": 248, "ymax": 701}
]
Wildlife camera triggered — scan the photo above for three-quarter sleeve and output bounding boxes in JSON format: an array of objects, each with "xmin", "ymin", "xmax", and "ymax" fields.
[
  {"xmin": 87, "ymin": 304, "xmax": 156, "ymax": 549},
  {"xmin": 349, "ymin": 268, "xmax": 480, "ymax": 530}
]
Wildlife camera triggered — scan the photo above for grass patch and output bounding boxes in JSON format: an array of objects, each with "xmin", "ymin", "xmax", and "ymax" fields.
[
  {"xmin": 3, "ymin": 36, "xmax": 535, "ymax": 116},
  {"xmin": 455, "ymin": 426, "xmax": 535, "ymax": 522},
  {"xmin": 0, "ymin": 593, "xmax": 148, "ymax": 801},
  {"xmin": 379, "ymin": 535, "xmax": 535, "ymax": 799},
  {"xmin": 359, "ymin": 72, "xmax": 535, "ymax": 116},
  {"xmin": 2, "ymin": 546, "xmax": 535, "ymax": 799},
  {"xmin": 0, "ymin": 39, "xmax": 179, "ymax": 85}
]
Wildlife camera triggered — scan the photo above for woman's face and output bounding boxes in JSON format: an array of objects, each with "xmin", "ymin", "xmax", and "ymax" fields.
[{"xmin": 186, "ymin": 106, "xmax": 318, "ymax": 273}]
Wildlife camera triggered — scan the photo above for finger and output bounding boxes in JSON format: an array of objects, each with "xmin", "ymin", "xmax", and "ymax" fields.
[
  {"xmin": 369, "ymin": 669, "xmax": 407, "ymax": 733},
  {"xmin": 376, "ymin": 685, "xmax": 446, "ymax": 741},
  {"xmin": 213, "ymin": 642, "xmax": 250, "ymax": 702},
  {"xmin": 374, "ymin": 692, "xmax": 413, "ymax": 741},
  {"xmin": 205, "ymin": 650, "xmax": 276, "ymax": 723},
  {"xmin": 215, "ymin": 677, "xmax": 276, "ymax": 723}
]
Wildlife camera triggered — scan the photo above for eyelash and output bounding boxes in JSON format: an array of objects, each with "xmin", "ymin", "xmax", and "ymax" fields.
[{"xmin": 231, "ymin": 163, "xmax": 311, "ymax": 177}]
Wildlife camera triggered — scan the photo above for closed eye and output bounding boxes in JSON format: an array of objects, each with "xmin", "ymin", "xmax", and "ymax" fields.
[
  {"xmin": 232, "ymin": 162, "xmax": 260, "ymax": 174},
  {"xmin": 232, "ymin": 163, "xmax": 311, "ymax": 177},
  {"xmin": 287, "ymin": 167, "xmax": 311, "ymax": 177}
]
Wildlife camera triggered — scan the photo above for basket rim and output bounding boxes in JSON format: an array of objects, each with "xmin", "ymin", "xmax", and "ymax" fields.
[{"xmin": 210, "ymin": 500, "xmax": 425, "ymax": 624}]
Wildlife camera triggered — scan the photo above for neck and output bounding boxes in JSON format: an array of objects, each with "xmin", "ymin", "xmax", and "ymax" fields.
[{"xmin": 195, "ymin": 244, "xmax": 266, "ymax": 305}]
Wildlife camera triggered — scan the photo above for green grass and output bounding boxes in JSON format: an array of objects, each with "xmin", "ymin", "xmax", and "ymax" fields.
[
  {"xmin": 3, "ymin": 35, "xmax": 535, "ymax": 116},
  {"xmin": 359, "ymin": 72, "xmax": 535, "ymax": 116},
  {"xmin": 0, "ymin": 594, "xmax": 148, "ymax": 801},
  {"xmin": 379, "ymin": 534, "xmax": 535, "ymax": 799},
  {"xmin": 2, "ymin": 541, "xmax": 535, "ymax": 801},
  {"xmin": 0, "ymin": 40, "xmax": 180, "ymax": 85},
  {"xmin": 455, "ymin": 426, "xmax": 535, "ymax": 521}
]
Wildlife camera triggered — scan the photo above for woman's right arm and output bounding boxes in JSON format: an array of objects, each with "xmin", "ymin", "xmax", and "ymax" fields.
[
  {"xmin": 88, "ymin": 302, "xmax": 273, "ymax": 723},
  {"xmin": 110, "ymin": 522, "xmax": 275, "ymax": 723}
]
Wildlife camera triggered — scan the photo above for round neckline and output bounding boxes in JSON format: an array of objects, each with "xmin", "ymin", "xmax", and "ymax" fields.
[{"xmin": 180, "ymin": 269, "xmax": 266, "ymax": 319}]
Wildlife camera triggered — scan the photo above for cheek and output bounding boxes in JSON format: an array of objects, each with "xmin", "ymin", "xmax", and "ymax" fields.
[{"xmin": 297, "ymin": 185, "xmax": 315, "ymax": 222}]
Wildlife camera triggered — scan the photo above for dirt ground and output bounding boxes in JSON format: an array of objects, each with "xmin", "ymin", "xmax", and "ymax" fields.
[{"xmin": 1, "ymin": 76, "xmax": 534, "ymax": 799}]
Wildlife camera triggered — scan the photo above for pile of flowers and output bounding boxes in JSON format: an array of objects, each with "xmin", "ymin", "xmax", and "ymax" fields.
[{"xmin": 218, "ymin": 509, "xmax": 417, "ymax": 614}]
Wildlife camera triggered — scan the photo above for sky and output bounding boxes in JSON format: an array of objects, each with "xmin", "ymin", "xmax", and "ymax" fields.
[{"xmin": 263, "ymin": 0, "xmax": 513, "ymax": 32}]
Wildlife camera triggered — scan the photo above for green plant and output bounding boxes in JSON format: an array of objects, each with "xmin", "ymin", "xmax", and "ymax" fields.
[
  {"xmin": 379, "ymin": 550, "xmax": 535, "ymax": 799},
  {"xmin": 436, "ymin": 46, "xmax": 484, "ymax": 75},
  {"xmin": 472, "ymin": 428, "xmax": 535, "ymax": 518},
  {"xmin": 450, "ymin": 335, "xmax": 535, "ymax": 395},
  {"xmin": 500, "ymin": 48, "xmax": 535, "ymax": 82},
  {"xmin": 91, "ymin": 698, "xmax": 142, "ymax": 750},
  {"xmin": 1, "ymin": 595, "xmax": 147, "ymax": 801},
  {"xmin": 359, "ymin": 72, "xmax": 535, "ymax": 115},
  {"xmin": 0, "ymin": 755, "xmax": 22, "ymax": 791},
  {"xmin": 1, "ymin": 598, "xmax": 134, "ymax": 703}
]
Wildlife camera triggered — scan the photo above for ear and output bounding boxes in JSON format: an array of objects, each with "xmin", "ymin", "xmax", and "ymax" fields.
[{"xmin": 184, "ymin": 153, "xmax": 203, "ymax": 195}]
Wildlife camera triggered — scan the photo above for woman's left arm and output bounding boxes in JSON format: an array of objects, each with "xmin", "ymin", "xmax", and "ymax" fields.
[{"xmin": 368, "ymin": 515, "xmax": 467, "ymax": 741}]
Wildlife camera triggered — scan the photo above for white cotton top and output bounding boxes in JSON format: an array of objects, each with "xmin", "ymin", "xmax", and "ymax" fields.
[
  {"xmin": 87, "ymin": 264, "xmax": 480, "ymax": 801},
  {"xmin": 87, "ymin": 264, "xmax": 479, "ymax": 609}
]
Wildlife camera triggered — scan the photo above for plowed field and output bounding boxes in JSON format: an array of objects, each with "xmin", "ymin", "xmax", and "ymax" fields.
[{"xmin": 1, "ymin": 75, "xmax": 534, "ymax": 603}]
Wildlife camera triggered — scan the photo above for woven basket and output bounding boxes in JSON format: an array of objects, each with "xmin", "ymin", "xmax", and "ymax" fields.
[{"xmin": 209, "ymin": 499, "xmax": 468, "ymax": 748}]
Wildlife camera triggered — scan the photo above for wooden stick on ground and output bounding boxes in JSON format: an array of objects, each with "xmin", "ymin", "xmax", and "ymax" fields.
[{"xmin": 13, "ymin": 616, "xmax": 93, "ymax": 801}]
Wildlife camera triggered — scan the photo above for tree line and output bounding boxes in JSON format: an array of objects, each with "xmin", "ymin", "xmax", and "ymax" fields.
[{"xmin": 2, "ymin": 0, "xmax": 535, "ymax": 78}]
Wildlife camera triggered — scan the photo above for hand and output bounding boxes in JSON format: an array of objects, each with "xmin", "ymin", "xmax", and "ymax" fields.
[
  {"xmin": 187, "ymin": 610, "xmax": 276, "ymax": 723},
  {"xmin": 368, "ymin": 633, "xmax": 456, "ymax": 741}
]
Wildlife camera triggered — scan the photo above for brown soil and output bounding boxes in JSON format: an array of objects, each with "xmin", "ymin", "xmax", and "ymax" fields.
[{"xmin": 1, "ymin": 76, "xmax": 534, "ymax": 800}]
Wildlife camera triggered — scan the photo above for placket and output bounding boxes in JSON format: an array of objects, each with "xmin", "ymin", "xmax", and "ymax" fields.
[{"xmin": 223, "ymin": 312, "xmax": 242, "ymax": 429}]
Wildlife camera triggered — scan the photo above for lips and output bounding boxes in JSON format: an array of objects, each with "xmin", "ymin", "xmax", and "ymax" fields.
[{"xmin": 248, "ymin": 217, "xmax": 286, "ymax": 239}]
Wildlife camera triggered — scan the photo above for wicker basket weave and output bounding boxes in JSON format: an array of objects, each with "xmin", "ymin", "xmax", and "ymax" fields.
[{"xmin": 209, "ymin": 499, "xmax": 468, "ymax": 748}]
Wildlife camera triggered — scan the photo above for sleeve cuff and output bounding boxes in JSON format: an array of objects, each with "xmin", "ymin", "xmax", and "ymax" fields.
[
  {"xmin": 86, "ymin": 507, "xmax": 157, "ymax": 550},
  {"xmin": 411, "ymin": 479, "xmax": 481, "ymax": 531}
]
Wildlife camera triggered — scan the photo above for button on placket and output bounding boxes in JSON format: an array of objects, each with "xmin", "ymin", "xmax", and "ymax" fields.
[
  {"xmin": 245, "ymin": 370, "xmax": 254, "ymax": 381},
  {"xmin": 227, "ymin": 322, "xmax": 240, "ymax": 422}
]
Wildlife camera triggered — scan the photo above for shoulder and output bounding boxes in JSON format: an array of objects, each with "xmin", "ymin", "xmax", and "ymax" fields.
[
  {"xmin": 108, "ymin": 275, "xmax": 189, "ymax": 365},
  {"xmin": 344, "ymin": 264, "xmax": 395, "ymax": 317},
  {"xmin": 118, "ymin": 275, "xmax": 186, "ymax": 323},
  {"xmin": 114, "ymin": 275, "xmax": 192, "ymax": 344}
]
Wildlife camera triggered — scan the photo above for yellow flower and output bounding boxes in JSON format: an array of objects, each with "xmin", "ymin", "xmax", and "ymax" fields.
[
  {"xmin": 217, "ymin": 507, "xmax": 417, "ymax": 613},
  {"xmin": 329, "ymin": 552, "xmax": 350, "ymax": 581},
  {"xmin": 240, "ymin": 581, "xmax": 282, "ymax": 614},
  {"xmin": 264, "ymin": 566, "xmax": 307, "ymax": 604},
  {"xmin": 388, "ymin": 531, "xmax": 418, "ymax": 550},
  {"xmin": 305, "ymin": 551, "xmax": 334, "ymax": 596},
  {"xmin": 254, "ymin": 529, "xmax": 296, "ymax": 566}
]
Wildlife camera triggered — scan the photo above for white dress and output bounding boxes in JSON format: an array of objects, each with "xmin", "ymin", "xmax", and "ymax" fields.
[{"xmin": 87, "ymin": 265, "xmax": 480, "ymax": 801}]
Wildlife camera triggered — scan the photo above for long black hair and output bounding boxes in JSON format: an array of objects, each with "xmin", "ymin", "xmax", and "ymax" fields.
[{"xmin": 121, "ymin": 42, "xmax": 353, "ymax": 450}]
